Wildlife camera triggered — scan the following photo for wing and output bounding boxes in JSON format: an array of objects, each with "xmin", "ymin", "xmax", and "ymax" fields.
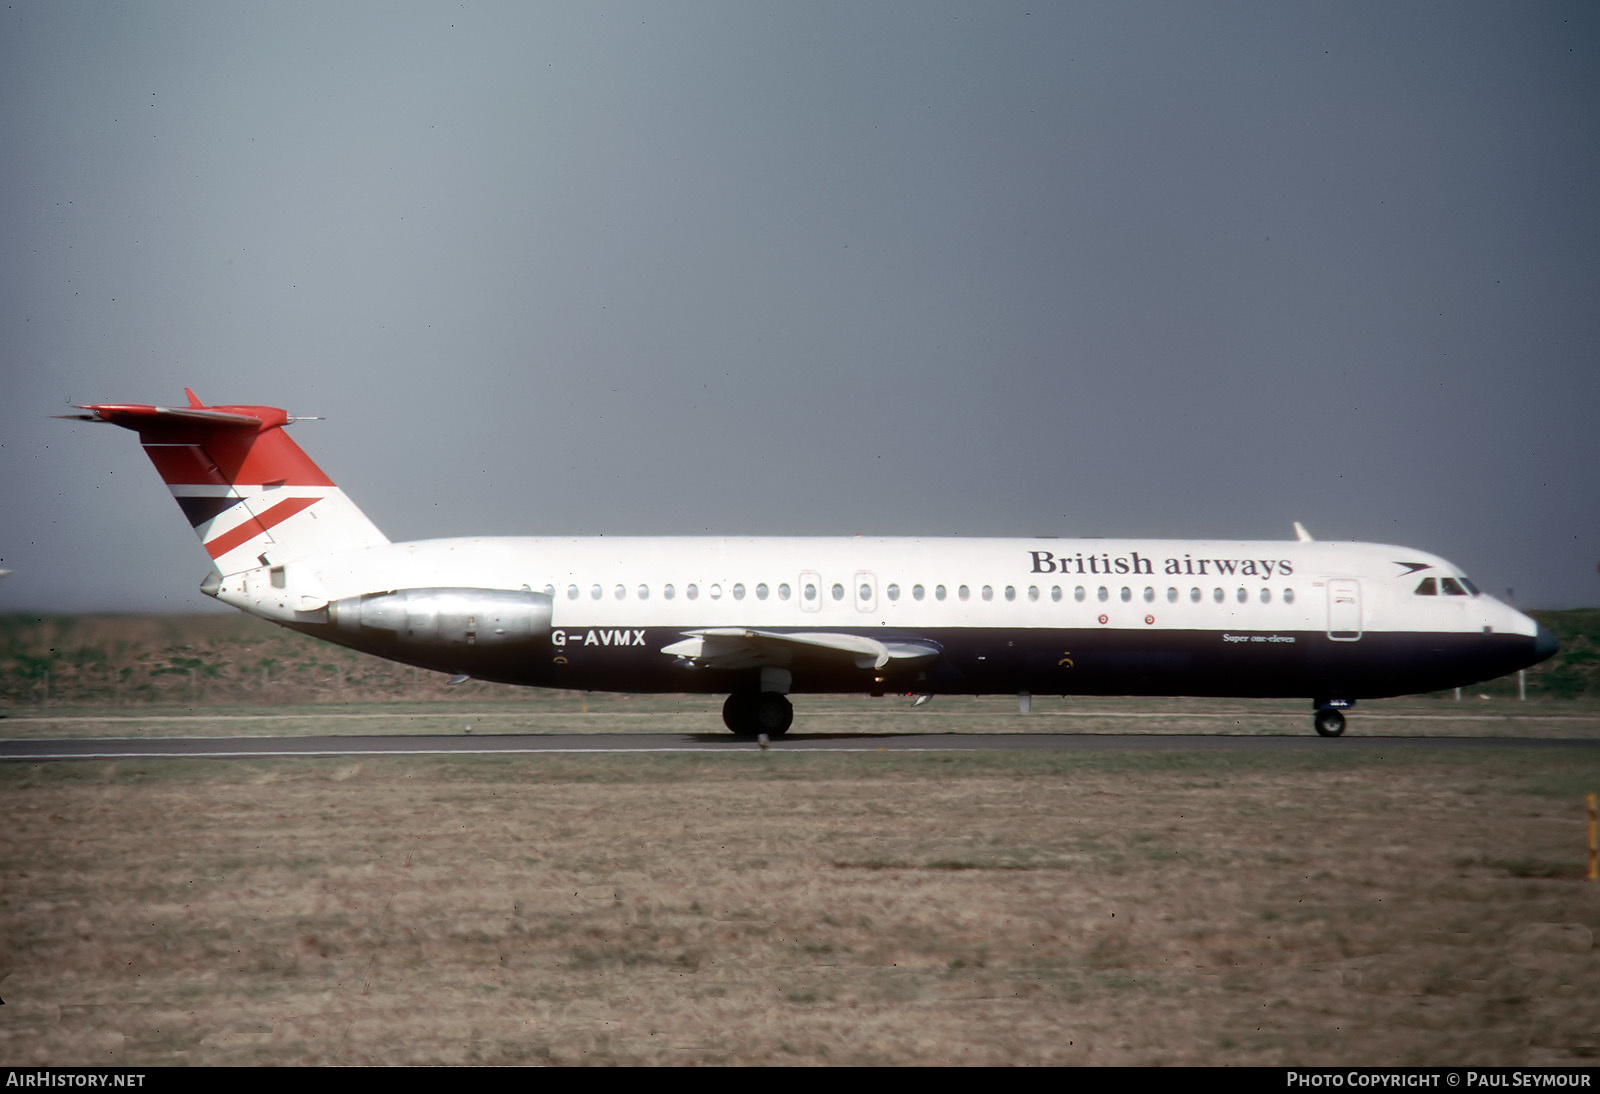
[{"xmin": 661, "ymin": 628, "xmax": 941, "ymax": 672}]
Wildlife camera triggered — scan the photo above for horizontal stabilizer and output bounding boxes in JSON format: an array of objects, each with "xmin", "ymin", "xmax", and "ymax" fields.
[{"xmin": 62, "ymin": 404, "xmax": 266, "ymax": 430}]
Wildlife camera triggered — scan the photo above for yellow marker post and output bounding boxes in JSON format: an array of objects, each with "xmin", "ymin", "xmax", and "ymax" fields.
[{"xmin": 1588, "ymin": 793, "xmax": 1597, "ymax": 884}]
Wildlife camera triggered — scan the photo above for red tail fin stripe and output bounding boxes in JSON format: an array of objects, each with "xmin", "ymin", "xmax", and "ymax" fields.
[
  {"xmin": 202, "ymin": 430, "xmax": 335, "ymax": 488},
  {"xmin": 144, "ymin": 444, "xmax": 230, "ymax": 488},
  {"xmin": 203, "ymin": 496, "xmax": 320, "ymax": 560},
  {"xmin": 139, "ymin": 432, "xmax": 334, "ymax": 488}
]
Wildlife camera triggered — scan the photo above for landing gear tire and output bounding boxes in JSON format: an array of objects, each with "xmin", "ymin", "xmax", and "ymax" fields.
[
  {"xmin": 722, "ymin": 691, "xmax": 793, "ymax": 736},
  {"xmin": 722, "ymin": 693, "xmax": 754, "ymax": 734},
  {"xmin": 752, "ymin": 692, "xmax": 793, "ymax": 735},
  {"xmin": 1314, "ymin": 709, "xmax": 1346, "ymax": 738}
]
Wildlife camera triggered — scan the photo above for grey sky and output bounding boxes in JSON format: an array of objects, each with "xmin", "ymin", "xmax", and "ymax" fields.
[{"xmin": 3, "ymin": 1, "xmax": 1597, "ymax": 612}]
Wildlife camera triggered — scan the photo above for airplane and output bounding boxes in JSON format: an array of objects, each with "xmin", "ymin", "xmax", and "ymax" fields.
[{"xmin": 64, "ymin": 391, "xmax": 1558, "ymax": 738}]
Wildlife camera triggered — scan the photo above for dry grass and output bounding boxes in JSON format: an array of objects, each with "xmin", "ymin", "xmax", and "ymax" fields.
[{"xmin": 3, "ymin": 743, "xmax": 1599, "ymax": 1066}]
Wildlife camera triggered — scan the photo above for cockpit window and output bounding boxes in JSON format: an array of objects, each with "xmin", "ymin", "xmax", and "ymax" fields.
[
  {"xmin": 1440, "ymin": 577, "xmax": 1467, "ymax": 596},
  {"xmin": 1460, "ymin": 577, "xmax": 1480, "ymax": 596},
  {"xmin": 1415, "ymin": 578, "xmax": 1437, "ymax": 595}
]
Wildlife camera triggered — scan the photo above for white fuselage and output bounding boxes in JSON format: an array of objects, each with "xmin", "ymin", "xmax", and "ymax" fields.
[{"xmin": 210, "ymin": 534, "xmax": 1545, "ymax": 702}]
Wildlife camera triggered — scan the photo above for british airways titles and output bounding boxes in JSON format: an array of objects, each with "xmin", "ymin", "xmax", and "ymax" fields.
[{"xmin": 1029, "ymin": 550, "xmax": 1295, "ymax": 580}]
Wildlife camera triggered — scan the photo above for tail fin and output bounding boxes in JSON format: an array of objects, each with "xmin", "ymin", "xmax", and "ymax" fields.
[{"xmin": 66, "ymin": 390, "xmax": 389, "ymax": 575}]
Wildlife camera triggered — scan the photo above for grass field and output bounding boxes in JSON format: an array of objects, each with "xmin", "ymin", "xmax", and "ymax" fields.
[
  {"xmin": 3, "ymin": 713, "xmax": 1599, "ymax": 1066},
  {"xmin": 4, "ymin": 612, "xmax": 1598, "ymax": 1065}
]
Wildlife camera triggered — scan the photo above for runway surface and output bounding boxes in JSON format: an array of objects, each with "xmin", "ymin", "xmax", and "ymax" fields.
[{"xmin": 5, "ymin": 731, "xmax": 1600, "ymax": 761}]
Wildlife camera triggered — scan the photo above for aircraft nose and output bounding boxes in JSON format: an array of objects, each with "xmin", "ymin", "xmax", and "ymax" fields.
[{"xmin": 1533, "ymin": 622, "xmax": 1560, "ymax": 663}]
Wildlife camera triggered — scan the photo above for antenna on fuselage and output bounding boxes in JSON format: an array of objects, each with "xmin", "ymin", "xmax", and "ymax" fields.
[{"xmin": 1293, "ymin": 522, "xmax": 1314, "ymax": 542}]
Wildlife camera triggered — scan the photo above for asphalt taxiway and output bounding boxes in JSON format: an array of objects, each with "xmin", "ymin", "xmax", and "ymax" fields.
[{"xmin": 4, "ymin": 731, "xmax": 1599, "ymax": 761}]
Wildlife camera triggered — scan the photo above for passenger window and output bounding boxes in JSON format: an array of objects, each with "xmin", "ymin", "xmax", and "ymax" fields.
[
  {"xmin": 1051, "ymin": 586, "xmax": 1062, "ymax": 602},
  {"xmin": 778, "ymin": 583, "xmax": 791, "ymax": 600},
  {"xmin": 638, "ymin": 584, "xmax": 649, "ymax": 600},
  {"xmin": 543, "ymin": 584, "xmax": 555, "ymax": 598},
  {"xmin": 1213, "ymin": 588, "xmax": 1224, "ymax": 603},
  {"xmin": 1075, "ymin": 586, "xmax": 1086, "ymax": 602},
  {"xmin": 1004, "ymin": 586, "xmax": 1015, "ymax": 601},
  {"xmin": 1097, "ymin": 586, "xmax": 1109, "ymax": 602},
  {"xmin": 1167, "ymin": 587, "xmax": 1178, "ymax": 603},
  {"xmin": 981, "ymin": 585, "xmax": 993, "ymax": 601},
  {"xmin": 1415, "ymin": 578, "xmax": 1438, "ymax": 596},
  {"xmin": 1120, "ymin": 587, "xmax": 1132, "ymax": 603},
  {"xmin": 804, "ymin": 583, "xmax": 816, "ymax": 601},
  {"xmin": 710, "ymin": 584, "xmax": 723, "ymax": 600},
  {"xmin": 1440, "ymin": 577, "xmax": 1467, "ymax": 596},
  {"xmin": 614, "ymin": 584, "xmax": 626, "ymax": 600},
  {"xmin": 568, "ymin": 584, "xmax": 580, "ymax": 600},
  {"xmin": 756, "ymin": 583, "xmax": 769, "ymax": 600},
  {"xmin": 1028, "ymin": 586, "xmax": 1040, "ymax": 602},
  {"xmin": 1283, "ymin": 588, "xmax": 1294, "ymax": 604},
  {"xmin": 732, "ymin": 583, "xmax": 745, "ymax": 600},
  {"xmin": 913, "ymin": 584, "xmax": 925, "ymax": 601},
  {"xmin": 664, "ymin": 584, "xmax": 676, "ymax": 600},
  {"xmin": 936, "ymin": 585, "xmax": 947, "ymax": 601},
  {"xmin": 687, "ymin": 584, "xmax": 699, "ymax": 601},
  {"xmin": 1236, "ymin": 587, "xmax": 1248, "ymax": 604},
  {"xmin": 1143, "ymin": 587, "xmax": 1155, "ymax": 603},
  {"xmin": 959, "ymin": 585, "xmax": 971, "ymax": 601},
  {"xmin": 591, "ymin": 584, "xmax": 603, "ymax": 600},
  {"xmin": 832, "ymin": 583, "xmax": 845, "ymax": 601},
  {"xmin": 1190, "ymin": 587, "xmax": 1201, "ymax": 603},
  {"xmin": 887, "ymin": 584, "xmax": 900, "ymax": 601},
  {"xmin": 1260, "ymin": 588, "xmax": 1271, "ymax": 603},
  {"xmin": 859, "ymin": 583, "xmax": 872, "ymax": 601}
]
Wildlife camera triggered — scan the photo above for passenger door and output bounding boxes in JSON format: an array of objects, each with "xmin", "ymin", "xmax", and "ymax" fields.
[{"xmin": 1326, "ymin": 579, "xmax": 1362, "ymax": 641}]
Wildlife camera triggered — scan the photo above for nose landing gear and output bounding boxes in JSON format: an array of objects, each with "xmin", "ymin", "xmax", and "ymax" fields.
[
  {"xmin": 1312, "ymin": 699, "xmax": 1352, "ymax": 737},
  {"xmin": 1313, "ymin": 708, "xmax": 1346, "ymax": 737}
]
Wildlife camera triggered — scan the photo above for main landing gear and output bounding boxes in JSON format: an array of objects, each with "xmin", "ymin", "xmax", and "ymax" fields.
[
  {"xmin": 1312, "ymin": 699, "xmax": 1353, "ymax": 737},
  {"xmin": 1313, "ymin": 709, "xmax": 1346, "ymax": 737},
  {"xmin": 723, "ymin": 691, "xmax": 794, "ymax": 736}
]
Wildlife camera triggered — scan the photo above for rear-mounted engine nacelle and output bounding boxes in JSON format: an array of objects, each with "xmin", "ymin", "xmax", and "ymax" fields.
[{"xmin": 325, "ymin": 587, "xmax": 553, "ymax": 649}]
